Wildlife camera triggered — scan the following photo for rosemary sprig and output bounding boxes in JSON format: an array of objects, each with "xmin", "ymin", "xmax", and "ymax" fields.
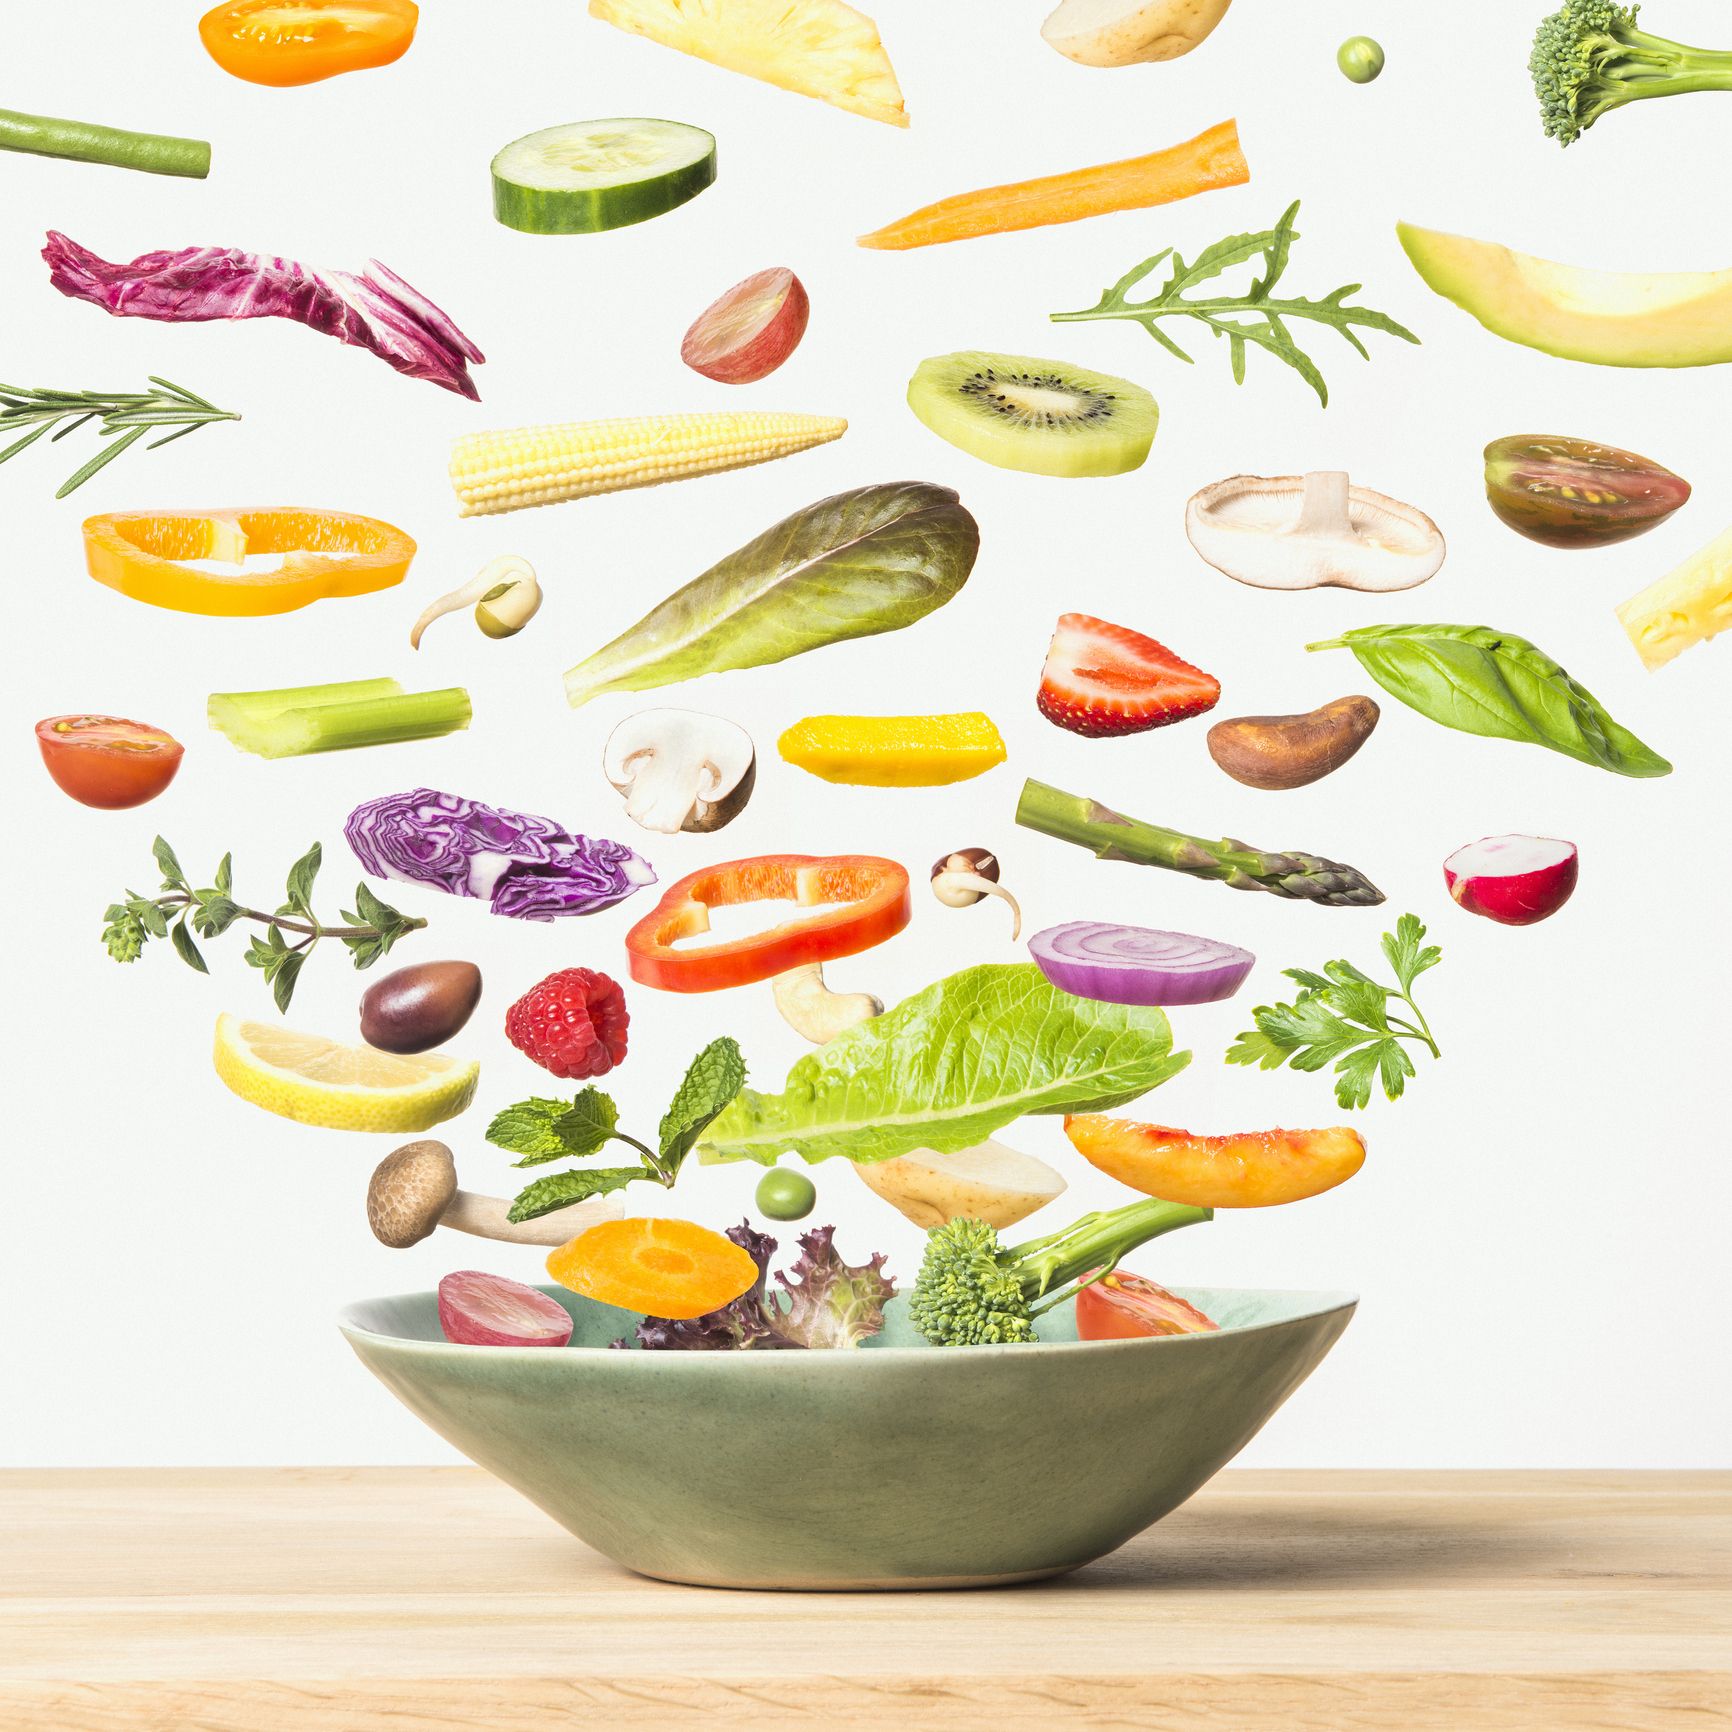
[
  {"xmin": 0, "ymin": 376, "xmax": 241, "ymax": 497},
  {"xmin": 1050, "ymin": 201, "xmax": 1419, "ymax": 406},
  {"xmin": 102, "ymin": 838, "xmax": 425, "ymax": 1013}
]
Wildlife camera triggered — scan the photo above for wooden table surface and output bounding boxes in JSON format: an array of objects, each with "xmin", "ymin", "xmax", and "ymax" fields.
[{"xmin": 4, "ymin": 1468, "xmax": 1728, "ymax": 1731}]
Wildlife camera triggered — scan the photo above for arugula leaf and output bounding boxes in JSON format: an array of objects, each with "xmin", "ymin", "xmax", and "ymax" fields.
[
  {"xmin": 657, "ymin": 1037, "xmax": 747, "ymax": 1178},
  {"xmin": 1225, "ymin": 916, "xmax": 1442, "ymax": 1110},
  {"xmin": 1050, "ymin": 201, "xmax": 1419, "ymax": 406},
  {"xmin": 508, "ymin": 1167, "xmax": 646, "ymax": 1223}
]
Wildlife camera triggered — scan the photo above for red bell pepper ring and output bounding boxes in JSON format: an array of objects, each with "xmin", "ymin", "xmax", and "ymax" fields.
[{"xmin": 625, "ymin": 854, "xmax": 910, "ymax": 993}]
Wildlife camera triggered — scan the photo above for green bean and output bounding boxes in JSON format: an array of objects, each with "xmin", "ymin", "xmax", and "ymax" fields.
[{"xmin": 0, "ymin": 107, "xmax": 210, "ymax": 179}]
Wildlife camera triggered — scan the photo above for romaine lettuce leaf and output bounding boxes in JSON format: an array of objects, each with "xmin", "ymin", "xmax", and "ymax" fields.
[{"xmin": 700, "ymin": 963, "xmax": 1189, "ymax": 1166}]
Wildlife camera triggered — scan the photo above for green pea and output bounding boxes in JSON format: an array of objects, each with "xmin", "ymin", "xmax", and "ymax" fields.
[
  {"xmin": 1337, "ymin": 35, "xmax": 1385, "ymax": 84},
  {"xmin": 755, "ymin": 1168, "xmax": 816, "ymax": 1222}
]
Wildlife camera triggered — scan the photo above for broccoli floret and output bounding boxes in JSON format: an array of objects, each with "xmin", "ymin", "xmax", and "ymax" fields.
[
  {"xmin": 1532, "ymin": 1, "xmax": 1732, "ymax": 146},
  {"xmin": 908, "ymin": 1199, "xmax": 1211, "ymax": 1348}
]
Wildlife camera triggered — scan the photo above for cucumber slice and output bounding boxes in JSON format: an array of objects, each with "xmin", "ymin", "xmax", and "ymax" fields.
[{"xmin": 492, "ymin": 119, "xmax": 716, "ymax": 235}]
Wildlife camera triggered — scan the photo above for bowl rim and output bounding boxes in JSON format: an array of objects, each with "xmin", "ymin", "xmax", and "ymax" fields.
[{"xmin": 337, "ymin": 1283, "xmax": 1358, "ymax": 1364}]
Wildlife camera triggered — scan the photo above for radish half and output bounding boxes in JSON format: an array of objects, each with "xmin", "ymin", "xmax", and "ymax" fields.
[
  {"xmin": 1443, "ymin": 835, "xmax": 1578, "ymax": 926},
  {"xmin": 437, "ymin": 1270, "xmax": 574, "ymax": 1347}
]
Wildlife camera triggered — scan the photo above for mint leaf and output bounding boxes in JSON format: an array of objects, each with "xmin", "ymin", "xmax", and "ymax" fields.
[
  {"xmin": 488, "ymin": 1098, "xmax": 584, "ymax": 1162},
  {"xmin": 657, "ymin": 1037, "xmax": 746, "ymax": 1177},
  {"xmin": 509, "ymin": 1166, "xmax": 645, "ymax": 1223},
  {"xmin": 555, "ymin": 1089, "xmax": 622, "ymax": 1158}
]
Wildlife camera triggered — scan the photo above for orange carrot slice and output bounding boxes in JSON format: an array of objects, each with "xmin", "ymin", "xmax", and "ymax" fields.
[
  {"xmin": 546, "ymin": 1217, "xmax": 759, "ymax": 1319},
  {"xmin": 1064, "ymin": 1115, "xmax": 1365, "ymax": 1208},
  {"xmin": 857, "ymin": 119, "xmax": 1249, "ymax": 252}
]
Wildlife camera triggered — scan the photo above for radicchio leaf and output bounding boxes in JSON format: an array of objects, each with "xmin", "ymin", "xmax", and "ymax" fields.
[
  {"xmin": 43, "ymin": 232, "xmax": 485, "ymax": 399},
  {"xmin": 344, "ymin": 788, "xmax": 653, "ymax": 921}
]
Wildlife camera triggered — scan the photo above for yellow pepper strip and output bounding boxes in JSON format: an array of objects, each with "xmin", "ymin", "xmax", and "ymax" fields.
[
  {"xmin": 778, "ymin": 712, "xmax": 1007, "ymax": 787},
  {"xmin": 82, "ymin": 507, "xmax": 416, "ymax": 616}
]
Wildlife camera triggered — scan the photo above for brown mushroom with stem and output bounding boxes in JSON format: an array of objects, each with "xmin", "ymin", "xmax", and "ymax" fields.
[
  {"xmin": 1185, "ymin": 472, "xmax": 1445, "ymax": 592},
  {"xmin": 366, "ymin": 1140, "xmax": 620, "ymax": 1248},
  {"xmin": 930, "ymin": 847, "xmax": 1022, "ymax": 938}
]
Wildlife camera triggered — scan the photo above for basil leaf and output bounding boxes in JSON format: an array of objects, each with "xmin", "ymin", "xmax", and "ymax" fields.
[
  {"xmin": 563, "ymin": 482, "xmax": 979, "ymax": 707},
  {"xmin": 1309, "ymin": 623, "xmax": 1670, "ymax": 778}
]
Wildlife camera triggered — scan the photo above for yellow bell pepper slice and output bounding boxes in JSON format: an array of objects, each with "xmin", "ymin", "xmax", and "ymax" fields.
[
  {"xmin": 82, "ymin": 507, "xmax": 416, "ymax": 616},
  {"xmin": 778, "ymin": 712, "xmax": 1007, "ymax": 787}
]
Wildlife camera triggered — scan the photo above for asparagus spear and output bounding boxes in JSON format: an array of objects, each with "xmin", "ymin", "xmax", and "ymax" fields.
[{"xmin": 1015, "ymin": 779, "xmax": 1385, "ymax": 908}]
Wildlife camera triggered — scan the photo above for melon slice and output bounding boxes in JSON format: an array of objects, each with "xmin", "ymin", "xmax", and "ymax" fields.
[
  {"xmin": 589, "ymin": 0, "xmax": 908, "ymax": 128},
  {"xmin": 1398, "ymin": 222, "xmax": 1732, "ymax": 369}
]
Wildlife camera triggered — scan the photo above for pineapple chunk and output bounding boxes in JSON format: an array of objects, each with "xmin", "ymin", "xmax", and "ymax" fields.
[
  {"xmin": 589, "ymin": 0, "xmax": 909, "ymax": 128},
  {"xmin": 1617, "ymin": 524, "xmax": 1732, "ymax": 671}
]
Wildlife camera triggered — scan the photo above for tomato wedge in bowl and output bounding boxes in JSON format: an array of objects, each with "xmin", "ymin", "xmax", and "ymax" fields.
[
  {"xmin": 37, "ymin": 715, "xmax": 184, "ymax": 809},
  {"xmin": 1075, "ymin": 1271, "xmax": 1220, "ymax": 1341},
  {"xmin": 198, "ymin": 0, "xmax": 419, "ymax": 87}
]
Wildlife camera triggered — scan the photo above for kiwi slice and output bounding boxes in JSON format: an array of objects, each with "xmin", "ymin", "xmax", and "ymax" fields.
[{"xmin": 906, "ymin": 350, "xmax": 1158, "ymax": 478}]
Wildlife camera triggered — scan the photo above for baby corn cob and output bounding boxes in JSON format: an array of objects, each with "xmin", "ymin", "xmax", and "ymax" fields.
[{"xmin": 449, "ymin": 411, "xmax": 847, "ymax": 517}]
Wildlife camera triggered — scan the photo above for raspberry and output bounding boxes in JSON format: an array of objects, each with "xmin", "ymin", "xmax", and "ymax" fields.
[{"xmin": 504, "ymin": 968, "xmax": 629, "ymax": 1080}]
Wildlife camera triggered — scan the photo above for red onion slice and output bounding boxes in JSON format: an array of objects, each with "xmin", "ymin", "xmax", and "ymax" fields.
[{"xmin": 1028, "ymin": 921, "xmax": 1255, "ymax": 1006}]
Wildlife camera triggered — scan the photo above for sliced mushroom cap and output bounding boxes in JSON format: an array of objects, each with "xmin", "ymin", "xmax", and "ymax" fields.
[
  {"xmin": 1186, "ymin": 471, "xmax": 1446, "ymax": 592},
  {"xmin": 368, "ymin": 1140, "xmax": 459, "ymax": 1248},
  {"xmin": 604, "ymin": 709, "xmax": 756, "ymax": 835}
]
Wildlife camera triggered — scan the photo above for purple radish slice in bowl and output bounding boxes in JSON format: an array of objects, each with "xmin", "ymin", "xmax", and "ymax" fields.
[
  {"xmin": 1029, "ymin": 921, "xmax": 1255, "ymax": 1006},
  {"xmin": 438, "ymin": 1271, "xmax": 573, "ymax": 1347}
]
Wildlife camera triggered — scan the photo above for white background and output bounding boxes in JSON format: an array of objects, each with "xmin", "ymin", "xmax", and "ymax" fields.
[{"xmin": 4, "ymin": 3, "xmax": 1728, "ymax": 1468}]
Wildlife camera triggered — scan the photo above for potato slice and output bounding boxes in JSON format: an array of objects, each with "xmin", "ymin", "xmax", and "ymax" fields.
[
  {"xmin": 855, "ymin": 1140, "xmax": 1066, "ymax": 1229},
  {"xmin": 1041, "ymin": 0, "xmax": 1233, "ymax": 68}
]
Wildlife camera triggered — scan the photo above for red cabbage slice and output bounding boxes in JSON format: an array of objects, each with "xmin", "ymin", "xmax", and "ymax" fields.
[
  {"xmin": 346, "ymin": 789, "xmax": 653, "ymax": 921},
  {"xmin": 42, "ymin": 232, "xmax": 484, "ymax": 399}
]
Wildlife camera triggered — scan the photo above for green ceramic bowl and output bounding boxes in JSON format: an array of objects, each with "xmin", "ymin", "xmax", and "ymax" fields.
[{"xmin": 340, "ymin": 1285, "xmax": 1354, "ymax": 1590}]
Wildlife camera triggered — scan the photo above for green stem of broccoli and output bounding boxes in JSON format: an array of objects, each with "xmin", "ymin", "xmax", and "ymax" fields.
[
  {"xmin": 1010, "ymin": 1198, "xmax": 1213, "ymax": 1316},
  {"xmin": 1534, "ymin": 5, "xmax": 1732, "ymax": 144}
]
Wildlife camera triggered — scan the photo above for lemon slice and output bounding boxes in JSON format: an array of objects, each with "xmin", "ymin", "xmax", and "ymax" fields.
[{"xmin": 213, "ymin": 1013, "xmax": 479, "ymax": 1132}]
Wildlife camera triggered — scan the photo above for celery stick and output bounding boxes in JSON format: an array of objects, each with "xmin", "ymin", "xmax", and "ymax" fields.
[
  {"xmin": 0, "ymin": 108, "xmax": 210, "ymax": 180},
  {"xmin": 208, "ymin": 679, "xmax": 402, "ymax": 740},
  {"xmin": 213, "ymin": 688, "xmax": 471, "ymax": 759}
]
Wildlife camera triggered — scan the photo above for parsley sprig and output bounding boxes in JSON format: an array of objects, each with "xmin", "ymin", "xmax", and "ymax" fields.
[
  {"xmin": 102, "ymin": 837, "xmax": 423, "ymax": 1012},
  {"xmin": 488, "ymin": 1037, "xmax": 747, "ymax": 1221},
  {"xmin": 1225, "ymin": 914, "xmax": 1442, "ymax": 1109},
  {"xmin": 1050, "ymin": 201, "xmax": 1419, "ymax": 405}
]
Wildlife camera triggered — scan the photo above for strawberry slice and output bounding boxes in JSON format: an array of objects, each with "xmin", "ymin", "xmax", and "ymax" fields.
[{"xmin": 1037, "ymin": 612, "xmax": 1220, "ymax": 737}]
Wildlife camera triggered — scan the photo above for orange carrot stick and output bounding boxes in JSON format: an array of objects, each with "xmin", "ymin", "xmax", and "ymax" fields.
[{"xmin": 857, "ymin": 118, "xmax": 1249, "ymax": 252}]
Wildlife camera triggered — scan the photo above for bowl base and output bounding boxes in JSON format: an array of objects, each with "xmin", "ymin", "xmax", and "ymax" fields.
[{"xmin": 630, "ymin": 1561, "xmax": 1082, "ymax": 1593}]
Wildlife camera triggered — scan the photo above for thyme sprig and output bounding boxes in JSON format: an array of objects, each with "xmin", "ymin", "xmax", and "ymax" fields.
[
  {"xmin": 102, "ymin": 838, "xmax": 424, "ymax": 1013},
  {"xmin": 0, "ymin": 376, "xmax": 241, "ymax": 497},
  {"xmin": 1050, "ymin": 201, "xmax": 1419, "ymax": 405}
]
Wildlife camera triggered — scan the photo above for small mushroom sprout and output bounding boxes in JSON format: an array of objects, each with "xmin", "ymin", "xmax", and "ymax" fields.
[
  {"xmin": 604, "ymin": 709, "xmax": 756, "ymax": 835},
  {"xmin": 367, "ymin": 1140, "xmax": 620, "ymax": 1248},
  {"xmin": 930, "ymin": 847, "xmax": 1022, "ymax": 939},
  {"xmin": 1185, "ymin": 471, "xmax": 1445, "ymax": 592},
  {"xmin": 772, "ymin": 962, "xmax": 883, "ymax": 1044},
  {"xmin": 409, "ymin": 555, "xmax": 542, "ymax": 649}
]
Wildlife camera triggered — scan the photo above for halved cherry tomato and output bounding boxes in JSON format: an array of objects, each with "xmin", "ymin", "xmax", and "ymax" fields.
[
  {"xmin": 37, "ymin": 716, "xmax": 184, "ymax": 810},
  {"xmin": 1076, "ymin": 1271, "xmax": 1219, "ymax": 1342},
  {"xmin": 1483, "ymin": 435, "xmax": 1691, "ymax": 549},
  {"xmin": 625, "ymin": 855, "xmax": 910, "ymax": 993},
  {"xmin": 198, "ymin": 0, "xmax": 419, "ymax": 88}
]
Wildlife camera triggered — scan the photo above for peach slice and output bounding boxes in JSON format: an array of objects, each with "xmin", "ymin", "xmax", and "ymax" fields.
[
  {"xmin": 1064, "ymin": 1116, "xmax": 1366, "ymax": 1208},
  {"xmin": 681, "ymin": 267, "xmax": 809, "ymax": 384}
]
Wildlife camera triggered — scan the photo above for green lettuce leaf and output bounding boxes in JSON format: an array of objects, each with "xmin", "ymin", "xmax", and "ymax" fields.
[
  {"xmin": 563, "ymin": 482, "xmax": 979, "ymax": 707},
  {"xmin": 699, "ymin": 962, "xmax": 1189, "ymax": 1167}
]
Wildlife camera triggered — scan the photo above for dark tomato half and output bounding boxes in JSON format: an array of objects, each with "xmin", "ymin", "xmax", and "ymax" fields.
[
  {"xmin": 37, "ymin": 715, "xmax": 184, "ymax": 809},
  {"xmin": 1075, "ymin": 1270, "xmax": 1220, "ymax": 1341},
  {"xmin": 1484, "ymin": 435, "xmax": 1691, "ymax": 549}
]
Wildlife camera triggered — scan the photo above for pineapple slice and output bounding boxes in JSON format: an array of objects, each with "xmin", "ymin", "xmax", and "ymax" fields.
[
  {"xmin": 589, "ymin": 0, "xmax": 909, "ymax": 128},
  {"xmin": 1617, "ymin": 524, "xmax": 1732, "ymax": 671}
]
